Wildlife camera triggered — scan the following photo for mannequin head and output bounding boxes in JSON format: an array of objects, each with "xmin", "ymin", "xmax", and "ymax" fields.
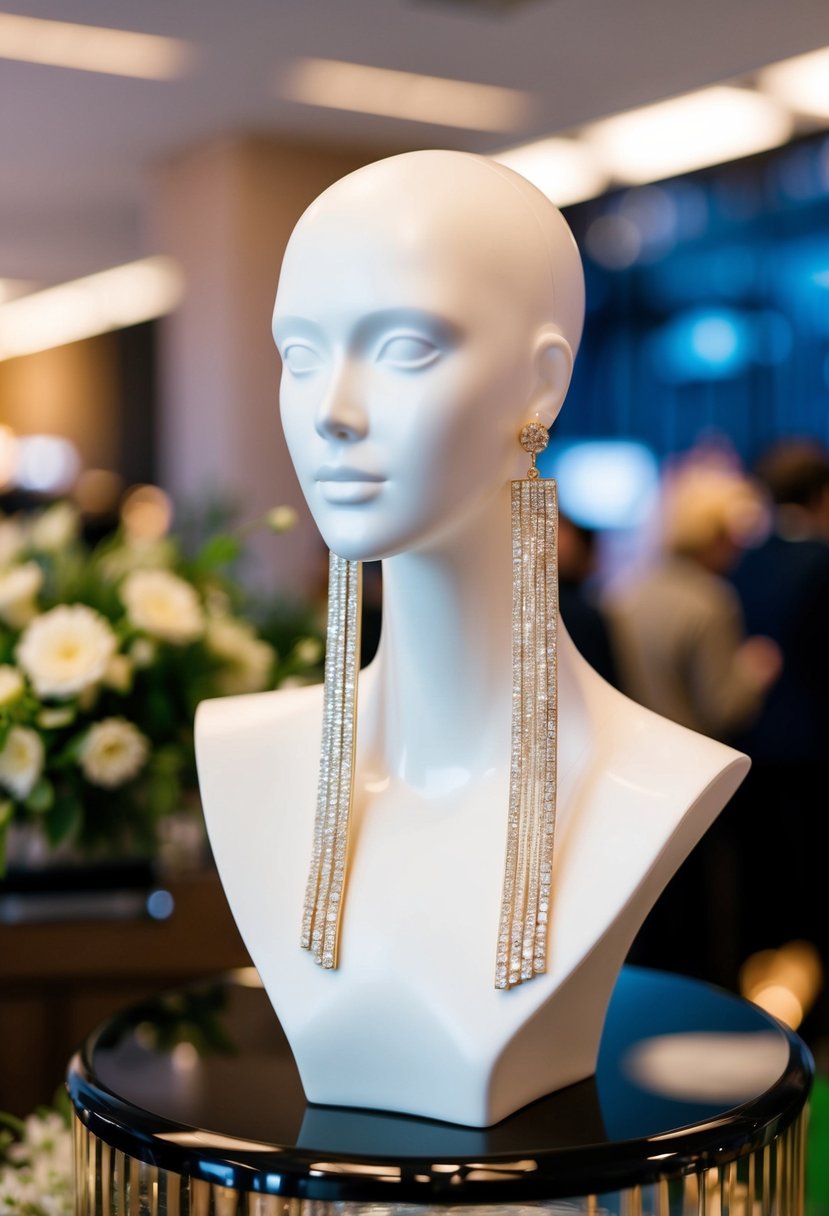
[{"xmin": 272, "ymin": 149, "xmax": 585, "ymax": 560}]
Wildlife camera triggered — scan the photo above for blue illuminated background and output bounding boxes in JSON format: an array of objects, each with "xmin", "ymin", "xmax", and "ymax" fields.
[{"xmin": 539, "ymin": 131, "xmax": 829, "ymax": 534}]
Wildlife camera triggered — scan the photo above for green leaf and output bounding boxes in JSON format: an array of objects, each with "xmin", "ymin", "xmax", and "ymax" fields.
[
  {"xmin": 53, "ymin": 730, "xmax": 89, "ymax": 768},
  {"xmin": 0, "ymin": 801, "xmax": 13, "ymax": 878},
  {"xmin": 25, "ymin": 777, "xmax": 55, "ymax": 814},
  {"xmin": 0, "ymin": 718, "xmax": 11, "ymax": 753},
  {"xmin": 44, "ymin": 795, "xmax": 82, "ymax": 847},
  {"xmin": 193, "ymin": 534, "xmax": 242, "ymax": 571},
  {"xmin": 0, "ymin": 1110, "xmax": 25, "ymax": 1137},
  {"xmin": 50, "ymin": 1084, "xmax": 73, "ymax": 1127},
  {"xmin": 145, "ymin": 770, "xmax": 181, "ymax": 819},
  {"xmin": 151, "ymin": 744, "xmax": 184, "ymax": 777}
]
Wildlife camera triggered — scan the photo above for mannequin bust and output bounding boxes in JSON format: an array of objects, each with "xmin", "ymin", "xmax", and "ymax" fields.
[{"xmin": 195, "ymin": 149, "xmax": 750, "ymax": 1128}]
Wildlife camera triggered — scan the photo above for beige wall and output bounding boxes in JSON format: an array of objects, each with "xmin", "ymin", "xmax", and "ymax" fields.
[
  {"xmin": 151, "ymin": 135, "xmax": 393, "ymax": 598},
  {"xmin": 1, "ymin": 135, "xmax": 395, "ymax": 597},
  {"xmin": 0, "ymin": 334, "xmax": 120, "ymax": 471}
]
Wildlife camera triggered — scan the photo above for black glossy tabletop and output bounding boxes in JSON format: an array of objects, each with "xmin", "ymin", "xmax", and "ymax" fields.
[{"xmin": 67, "ymin": 965, "xmax": 814, "ymax": 1203}]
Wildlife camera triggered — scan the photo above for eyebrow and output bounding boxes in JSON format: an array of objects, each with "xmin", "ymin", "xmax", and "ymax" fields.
[
  {"xmin": 273, "ymin": 309, "xmax": 464, "ymax": 348},
  {"xmin": 272, "ymin": 315, "xmax": 323, "ymax": 346}
]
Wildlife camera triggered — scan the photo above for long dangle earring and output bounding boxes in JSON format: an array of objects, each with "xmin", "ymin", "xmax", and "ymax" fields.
[
  {"xmin": 496, "ymin": 422, "xmax": 558, "ymax": 990},
  {"xmin": 300, "ymin": 552, "xmax": 363, "ymax": 969}
]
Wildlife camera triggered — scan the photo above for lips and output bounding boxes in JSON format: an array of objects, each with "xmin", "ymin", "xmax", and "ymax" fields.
[
  {"xmin": 315, "ymin": 465, "xmax": 385, "ymax": 504},
  {"xmin": 316, "ymin": 465, "xmax": 384, "ymax": 483}
]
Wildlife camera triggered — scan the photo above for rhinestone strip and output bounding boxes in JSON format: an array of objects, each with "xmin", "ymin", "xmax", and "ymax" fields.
[
  {"xmin": 301, "ymin": 552, "xmax": 362, "ymax": 969},
  {"xmin": 496, "ymin": 476, "xmax": 558, "ymax": 989}
]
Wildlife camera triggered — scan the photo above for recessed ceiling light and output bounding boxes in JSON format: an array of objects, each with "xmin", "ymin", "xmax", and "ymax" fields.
[
  {"xmin": 582, "ymin": 86, "xmax": 794, "ymax": 185},
  {"xmin": 0, "ymin": 12, "xmax": 195, "ymax": 79},
  {"xmin": 279, "ymin": 58, "xmax": 533, "ymax": 132}
]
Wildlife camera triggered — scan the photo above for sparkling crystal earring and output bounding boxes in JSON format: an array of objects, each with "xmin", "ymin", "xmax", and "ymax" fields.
[
  {"xmin": 300, "ymin": 553, "xmax": 362, "ymax": 968},
  {"xmin": 302, "ymin": 424, "xmax": 557, "ymax": 987},
  {"xmin": 495, "ymin": 422, "xmax": 559, "ymax": 990}
]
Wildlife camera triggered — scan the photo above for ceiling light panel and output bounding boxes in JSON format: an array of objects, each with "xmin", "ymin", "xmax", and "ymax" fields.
[
  {"xmin": 494, "ymin": 137, "xmax": 610, "ymax": 206},
  {"xmin": 583, "ymin": 86, "xmax": 794, "ymax": 186},
  {"xmin": 0, "ymin": 12, "xmax": 195, "ymax": 79},
  {"xmin": 757, "ymin": 46, "xmax": 829, "ymax": 121},
  {"xmin": 280, "ymin": 58, "xmax": 533, "ymax": 132},
  {"xmin": 0, "ymin": 257, "xmax": 184, "ymax": 361}
]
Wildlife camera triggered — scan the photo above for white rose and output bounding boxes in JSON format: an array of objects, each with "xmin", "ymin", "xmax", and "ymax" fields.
[
  {"xmin": 28, "ymin": 501, "xmax": 80, "ymax": 552},
  {"xmin": 0, "ymin": 664, "xmax": 24, "ymax": 707},
  {"xmin": 0, "ymin": 561, "xmax": 43, "ymax": 628},
  {"xmin": 17, "ymin": 604, "xmax": 117, "ymax": 700},
  {"xmin": 4, "ymin": 1111, "xmax": 73, "ymax": 1216},
  {"xmin": 120, "ymin": 569, "xmax": 204, "ymax": 644},
  {"xmin": 0, "ymin": 726, "xmax": 45, "ymax": 800},
  {"xmin": 79, "ymin": 718, "xmax": 150, "ymax": 789},
  {"xmin": 206, "ymin": 617, "xmax": 275, "ymax": 694},
  {"xmin": 17, "ymin": 1112, "xmax": 70, "ymax": 1159}
]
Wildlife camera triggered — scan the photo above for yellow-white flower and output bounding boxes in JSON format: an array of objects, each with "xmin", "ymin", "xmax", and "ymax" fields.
[
  {"xmin": 0, "ymin": 726, "xmax": 45, "ymax": 800},
  {"xmin": 0, "ymin": 517, "xmax": 26, "ymax": 569},
  {"xmin": 37, "ymin": 706, "xmax": 76, "ymax": 730},
  {"xmin": 0, "ymin": 561, "xmax": 43, "ymax": 628},
  {"xmin": 206, "ymin": 617, "xmax": 275, "ymax": 694},
  {"xmin": 104, "ymin": 653, "xmax": 133, "ymax": 694},
  {"xmin": 120, "ymin": 569, "xmax": 204, "ymax": 644},
  {"xmin": 266, "ymin": 505, "xmax": 299, "ymax": 533},
  {"xmin": 17, "ymin": 604, "xmax": 117, "ymax": 700},
  {"xmin": 128, "ymin": 637, "xmax": 157, "ymax": 668},
  {"xmin": 293, "ymin": 637, "xmax": 324, "ymax": 667},
  {"xmin": 0, "ymin": 664, "xmax": 24, "ymax": 707},
  {"xmin": 99, "ymin": 537, "xmax": 176, "ymax": 582},
  {"xmin": 79, "ymin": 718, "xmax": 150, "ymax": 788},
  {"xmin": 28, "ymin": 501, "xmax": 80, "ymax": 552}
]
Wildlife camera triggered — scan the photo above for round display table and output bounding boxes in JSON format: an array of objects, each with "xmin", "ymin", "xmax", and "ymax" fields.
[{"xmin": 67, "ymin": 965, "xmax": 814, "ymax": 1216}]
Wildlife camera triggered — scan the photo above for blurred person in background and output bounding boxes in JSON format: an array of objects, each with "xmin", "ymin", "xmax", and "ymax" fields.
[
  {"xmin": 727, "ymin": 438, "xmax": 829, "ymax": 1047},
  {"xmin": 730, "ymin": 438, "xmax": 829, "ymax": 762},
  {"xmin": 607, "ymin": 459, "xmax": 781, "ymax": 741},
  {"xmin": 558, "ymin": 511, "xmax": 620, "ymax": 689},
  {"xmin": 608, "ymin": 457, "xmax": 782, "ymax": 986}
]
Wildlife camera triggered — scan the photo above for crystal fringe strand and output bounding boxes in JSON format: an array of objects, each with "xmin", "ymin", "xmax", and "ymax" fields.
[
  {"xmin": 300, "ymin": 552, "xmax": 362, "ymax": 969},
  {"xmin": 496, "ymin": 475, "xmax": 558, "ymax": 989}
]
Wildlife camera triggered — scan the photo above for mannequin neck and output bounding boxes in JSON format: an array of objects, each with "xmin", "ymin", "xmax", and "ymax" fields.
[{"xmin": 361, "ymin": 482, "xmax": 577, "ymax": 795}]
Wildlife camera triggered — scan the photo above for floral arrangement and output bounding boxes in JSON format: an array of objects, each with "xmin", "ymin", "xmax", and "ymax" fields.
[
  {"xmin": 0, "ymin": 1103, "xmax": 73, "ymax": 1216},
  {"xmin": 0, "ymin": 499, "xmax": 324, "ymax": 874}
]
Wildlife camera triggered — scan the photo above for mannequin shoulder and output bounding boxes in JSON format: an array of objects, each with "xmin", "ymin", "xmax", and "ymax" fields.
[
  {"xmin": 195, "ymin": 682, "xmax": 323, "ymax": 743},
  {"xmin": 628, "ymin": 696, "xmax": 750, "ymax": 807},
  {"xmin": 572, "ymin": 646, "xmax": 750, "ymax": 798}
]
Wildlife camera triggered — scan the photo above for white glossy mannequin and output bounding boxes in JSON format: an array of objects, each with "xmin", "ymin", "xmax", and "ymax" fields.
[{"xmin": 195, "ymin": 149, "xmax": 750, "ymax": 1128}]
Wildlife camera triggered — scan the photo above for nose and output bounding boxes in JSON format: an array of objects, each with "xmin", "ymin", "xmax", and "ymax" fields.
[{"xmin": 315, "ymin": 358, "xmax": 368, "ymax": 442}]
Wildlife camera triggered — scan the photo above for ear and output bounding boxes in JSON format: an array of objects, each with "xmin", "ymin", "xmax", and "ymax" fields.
[{"xmin": 528, "ymin": 327, "xmax": 574, "ymax": 430}]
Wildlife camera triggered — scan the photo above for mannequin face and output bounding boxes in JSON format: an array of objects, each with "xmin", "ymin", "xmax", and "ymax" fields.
[{"xmin": 273, "ymin": 154, "xmax": 578, "ymax": 561}]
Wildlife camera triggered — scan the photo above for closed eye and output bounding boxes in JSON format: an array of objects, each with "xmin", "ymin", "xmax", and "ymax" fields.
[
  {"xmin": 281, "ymin": 342, "xmax": 322, "ymax": 374},
  {"xmin": 376, "ymin": 334, "xmax": 441, "ymax": 369}
]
